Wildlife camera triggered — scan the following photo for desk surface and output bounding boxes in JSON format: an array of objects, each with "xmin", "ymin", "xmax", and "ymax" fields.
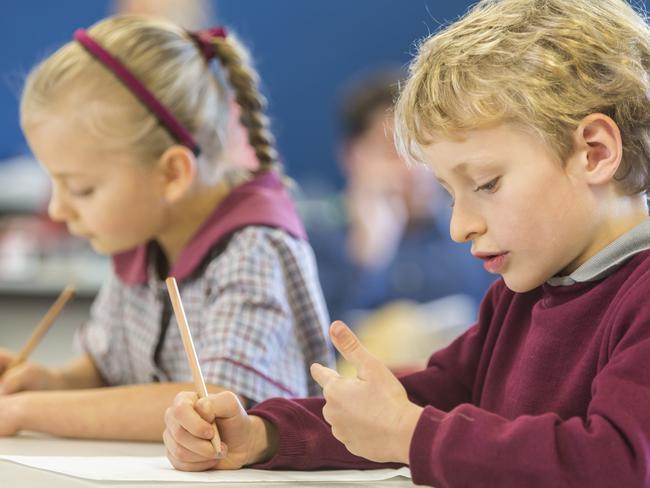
[{"xmin": 0, "ymin": 434, "xmax": 416, "ymax": 487}]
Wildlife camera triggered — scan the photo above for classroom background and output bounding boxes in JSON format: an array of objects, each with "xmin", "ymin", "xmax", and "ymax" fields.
[{"xmin": 1, "ymin": 0, "xmax": 519, "ymax": 371}]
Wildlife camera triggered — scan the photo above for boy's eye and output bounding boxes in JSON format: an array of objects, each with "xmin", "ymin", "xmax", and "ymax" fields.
[{"xmin": 474, "ymin": 177, "xmax": 500, "ymax": 193}]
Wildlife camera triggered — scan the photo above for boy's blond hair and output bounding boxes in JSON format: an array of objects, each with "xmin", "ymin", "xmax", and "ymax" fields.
[
  {"xmin": 395, "ymin": 0, "xmax": 650, "ymax": 195},
  {"xmin": 20, "ymin": 15, "xmax": 278, "ymax": 183}
]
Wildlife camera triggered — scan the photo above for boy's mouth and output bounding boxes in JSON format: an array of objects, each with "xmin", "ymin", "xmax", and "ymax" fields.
[{"xmin": 472, "ymin": 251, "xmax": 510, "ymax": 274}]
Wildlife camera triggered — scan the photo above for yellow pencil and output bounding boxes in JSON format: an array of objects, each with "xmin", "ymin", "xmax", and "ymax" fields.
[
  {"xmin": 165, "ymin": 277, "xmax": 222, "ymax": 456},
  {"xmin": 7, "ymin": 285, "xmax": 76, "ymax": 371}
]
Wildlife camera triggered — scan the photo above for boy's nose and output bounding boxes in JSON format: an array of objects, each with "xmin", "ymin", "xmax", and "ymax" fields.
[{"xmin": 449, "ymin": 201, "xmax": 486, "ymax": 243}]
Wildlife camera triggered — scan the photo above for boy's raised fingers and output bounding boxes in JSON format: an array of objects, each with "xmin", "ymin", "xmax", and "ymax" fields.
[
  {"xmin": 310, "ymin": 363, "xmax": 341, "ymax": 390},
  {"xmin": 329, "ymin": 321, "xmax": 382, "ymax": 380}
]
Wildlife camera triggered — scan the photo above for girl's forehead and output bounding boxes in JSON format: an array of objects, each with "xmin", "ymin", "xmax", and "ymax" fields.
[{"xmin": 26, "ymin": 118, "xmax": 130, "ymax": 177}]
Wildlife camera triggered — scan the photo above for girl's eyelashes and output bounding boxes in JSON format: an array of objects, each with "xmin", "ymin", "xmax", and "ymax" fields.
[
  {"xmin": 68, "ymin": 187, "xmax": 95, "ymax": 198},
  {"xmin": 474, "ymin": 177, "xmax": 500, "ymax": 193}
]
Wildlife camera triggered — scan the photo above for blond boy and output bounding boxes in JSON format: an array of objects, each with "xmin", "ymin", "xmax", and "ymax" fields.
[{"xmin": 163, "ymin": 1, "xmax": 650, "ymax": 485}]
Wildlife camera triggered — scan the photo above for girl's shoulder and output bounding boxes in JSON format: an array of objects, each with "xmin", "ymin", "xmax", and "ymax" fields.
[{"xmin": 203, "ymin": 224, "xmax": 316, "ymax": 280}]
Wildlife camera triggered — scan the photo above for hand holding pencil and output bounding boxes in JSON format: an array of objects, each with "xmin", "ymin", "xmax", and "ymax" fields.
[
  {"xmin": 0, "ymin": 285, "xmax": 75, "ymax": 395},
  {"xmin": 163, "ymin": 277, "xmax": 277, "ymax": 471},
  {"xmin": 165, "ymin": 277, "xmax": 223, "ymax": 456}
]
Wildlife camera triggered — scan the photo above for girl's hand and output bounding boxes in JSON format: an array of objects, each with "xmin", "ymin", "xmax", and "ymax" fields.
[
  {"xmin": 0, "ymin": 350, "xmax": 63, "ymax": 395},
  {"xmin": 311, "ymin": 321, "xmax": 423, "ymax": 464},
  {"xmin": 164, "ymin": 391, "xmax": 277, "ymax": 472},
  {"xmin": 0, "ymin": 348, "xmax": 16, "ymax": 377}
]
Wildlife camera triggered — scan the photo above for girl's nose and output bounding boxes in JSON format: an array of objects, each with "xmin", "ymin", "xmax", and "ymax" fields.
[{"xmin": 47, "ymin": 188, "xmax": 75, "ymax": 223}]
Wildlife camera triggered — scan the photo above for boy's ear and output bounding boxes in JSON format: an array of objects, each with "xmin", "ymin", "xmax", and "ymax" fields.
[
  {"xmin": 157, "ymin": 145, "xmax": 197, "ymax": 203},
  {"xmin": 573, "ymin": 113, "xmax": 622, "ymax": 185}
]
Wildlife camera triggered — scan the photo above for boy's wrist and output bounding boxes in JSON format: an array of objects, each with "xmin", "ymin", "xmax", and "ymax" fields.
[
  {"xmin": 395, "ymin": 402, "xmax": 424, "ymax": 465},
  {"xmin": 246, "ymin": 415, "xmax": 278, "ymax": 466}
]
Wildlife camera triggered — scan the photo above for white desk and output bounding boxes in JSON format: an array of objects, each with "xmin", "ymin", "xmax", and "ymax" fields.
[{"xmin": 0, "ymin": 434, "xmax": 416, "ymax": 487}]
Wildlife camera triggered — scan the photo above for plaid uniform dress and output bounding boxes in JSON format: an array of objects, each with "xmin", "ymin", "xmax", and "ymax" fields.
[{"xmin": 76, "ymin": 172, "xmax": 334, "ymax": 401}]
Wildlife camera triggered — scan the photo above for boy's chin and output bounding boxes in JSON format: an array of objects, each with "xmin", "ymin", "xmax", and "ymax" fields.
[{"xmin": 502, "ymin": 274, "xmax": 546, "ymax": 293}]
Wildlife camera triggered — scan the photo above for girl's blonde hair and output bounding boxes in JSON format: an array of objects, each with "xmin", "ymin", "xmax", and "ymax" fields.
[
  {"xmin": 395, "ymin": 0, "xmax": 650, "ymax": 195},
  {"xmin": 20, "ymin": 15, "xmax": 278, "ymax": 183}
]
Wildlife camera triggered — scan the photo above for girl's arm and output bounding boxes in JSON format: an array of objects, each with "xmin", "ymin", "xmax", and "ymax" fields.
[
  {"xmin": 55, "ymin": 354, "xmax": 107, "ymax": 389},
  {"xmin": 0, "ymin": 354, "xmax": 105, "ymax": 394},
  {"xmin": 8, "ymin": 382, "xmax": 231, "ymax": 441}
]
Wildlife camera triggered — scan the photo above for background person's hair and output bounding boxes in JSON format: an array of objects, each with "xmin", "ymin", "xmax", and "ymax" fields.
[
  {"xmin": 20, "ymin": 15, "xmax": 279, "ymax": 184},
  {"xmin": 338, "ymin": 68, "xmax": 404, "ymax": 144},
  {"xmin": 395, "ymin": 0, "xmax": 650, "ymax": 195}
]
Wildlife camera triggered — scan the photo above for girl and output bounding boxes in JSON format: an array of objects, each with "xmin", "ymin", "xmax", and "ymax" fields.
[{"xmin": 0, "ymin": 15, "xmax": 333, "ymax": 441}]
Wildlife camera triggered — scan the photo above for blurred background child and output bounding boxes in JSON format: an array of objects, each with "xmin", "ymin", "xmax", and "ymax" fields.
[
  {"xmin": 306, "ymin": 69, "xmax": 494, "ymax": 371},
  {"xmin": 0, "ymin": 15, "xmax": 332, "ymax": 441}
]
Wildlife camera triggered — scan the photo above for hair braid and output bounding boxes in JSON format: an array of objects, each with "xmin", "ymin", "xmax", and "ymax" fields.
[{"xmin": 211, "ymin": 35, "xmax": 279, "ymax": 171}]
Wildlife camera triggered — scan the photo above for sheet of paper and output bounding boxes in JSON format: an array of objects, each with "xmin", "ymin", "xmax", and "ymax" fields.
[{"xmin": 0, "ymin": 455, "xmax": 411, "ymax": 483}]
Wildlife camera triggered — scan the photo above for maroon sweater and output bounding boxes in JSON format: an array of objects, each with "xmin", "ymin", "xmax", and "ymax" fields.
[{"xmin": 250, "ymin": 249, "xmax": 650, "ymax": 487}]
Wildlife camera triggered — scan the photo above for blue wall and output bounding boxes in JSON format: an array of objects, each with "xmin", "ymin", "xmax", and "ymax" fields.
[
  {"xmin": 3, "ymin": 1, "xmax": 645, "ymax": 189},
  {"xmin": 0, "ymin": 1, "xmax": 475, "ymax": 188},
  {"xmin": 214, "ymin": 1, "xmax": 476, "ymax": 188},
  {"xmin": 1, "ymin": 3, "xmax": 112, "ymax": 159}
]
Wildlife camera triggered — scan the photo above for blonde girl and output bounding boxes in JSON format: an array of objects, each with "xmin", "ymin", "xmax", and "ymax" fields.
[{"xmin": 0, "ymin": 15, "xmax": 333, "ymax": 441}]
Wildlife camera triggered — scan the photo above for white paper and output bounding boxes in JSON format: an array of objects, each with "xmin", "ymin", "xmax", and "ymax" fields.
[{"xmin": 0, "ymin": 455, "xmax": 411, "ymax": 483}]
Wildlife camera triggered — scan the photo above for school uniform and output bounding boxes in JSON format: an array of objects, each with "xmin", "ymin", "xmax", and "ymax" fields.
[
  {"xmin": 249, "ymin": 219, "xmax": 650, "ymax": 487},
  {"xmin": 76, "ymin": 171, "xmax": 334, "ymax": 402}
]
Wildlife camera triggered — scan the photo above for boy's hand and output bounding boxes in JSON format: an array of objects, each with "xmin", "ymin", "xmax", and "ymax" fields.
[
  {"xmin": 164, "ymin": 391, "xmax": 277, "ymax": 472},
  {"xmin": 311, "ymin": 321, "xmax": 423, "ymax": 464},
  {"xmin": 0, "ymin": 349, "xmax": 63, "ymax": 395}
]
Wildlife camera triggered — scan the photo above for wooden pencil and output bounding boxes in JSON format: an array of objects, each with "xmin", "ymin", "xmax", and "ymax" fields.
[
  {"xmin": 7, "ymin": 285, "xmax": 76, "ymax": 371},
  {"xmin": 165, "ymin": 277, "xmax": 222, "ymax": 455}
]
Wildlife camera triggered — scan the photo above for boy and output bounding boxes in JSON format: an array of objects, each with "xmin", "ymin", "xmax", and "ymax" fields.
[{"xmin": 162, "ymin": 0, "xmax": 650, "ymax": 486}]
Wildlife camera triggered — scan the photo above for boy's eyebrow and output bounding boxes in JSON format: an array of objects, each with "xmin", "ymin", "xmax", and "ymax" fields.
[
  {"xmin": 435, "ymin": 158, "xmax": 497, "ymax": 185},
  {"xmin": 452, "ymin": 159, "xmax": 496, "ymax": 173}
]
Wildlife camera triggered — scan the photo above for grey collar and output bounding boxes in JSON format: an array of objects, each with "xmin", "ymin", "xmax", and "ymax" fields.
[{"xmin": 547, "ymin": 218, "xmax": 650, "ymax": 287}]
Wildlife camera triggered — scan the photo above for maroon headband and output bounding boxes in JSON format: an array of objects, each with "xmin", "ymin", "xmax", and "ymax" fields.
[
  {"xmin": 74, "ymin": 28, "xmax": 200, "ymax": 156},
  {"xmin": 187, "ymin": 26, "xmax": 227, "ymax": 61}
]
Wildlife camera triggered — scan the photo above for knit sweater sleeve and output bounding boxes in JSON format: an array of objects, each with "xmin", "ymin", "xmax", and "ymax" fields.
[
  {"xmin": 407, "ymin": 284, "xmax": 650, "ymax": 487},
  {"xmin": 399, "ymin": 280, "xmax": 501, "ymax": 410},
  {"xmin": 248, "ymin": 397, "xmax": 401, "ymax": 470}
]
